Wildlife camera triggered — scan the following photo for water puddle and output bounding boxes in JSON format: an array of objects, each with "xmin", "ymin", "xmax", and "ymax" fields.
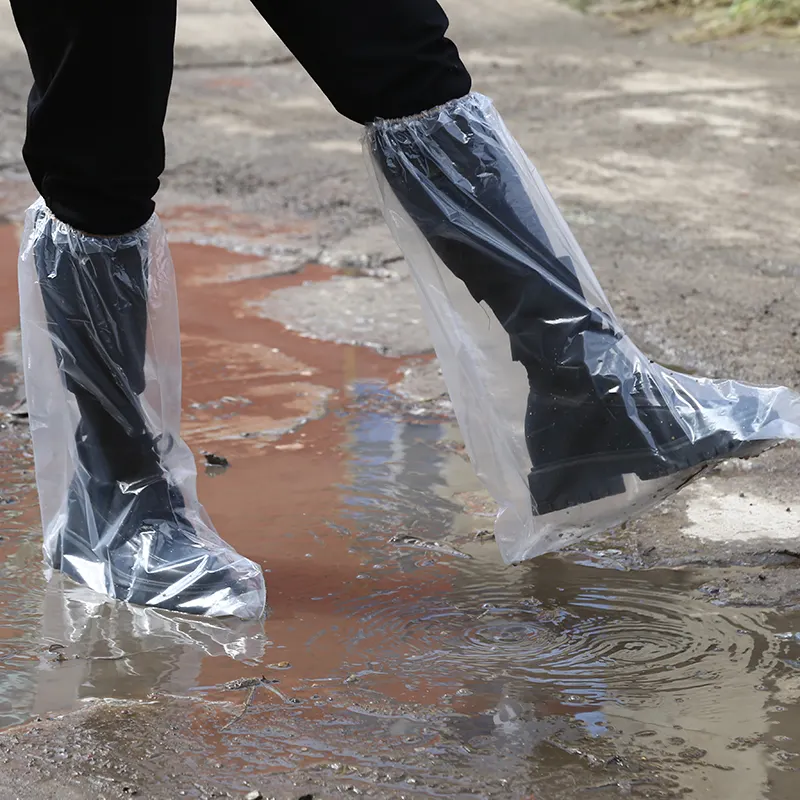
[{"xmin": 0, "ymin": 214, "xmax": 799, "ymax": 798}]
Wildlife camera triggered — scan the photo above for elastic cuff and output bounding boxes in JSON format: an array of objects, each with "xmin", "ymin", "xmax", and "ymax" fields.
[
  {"xmin": 42, "ymin": 180, "xmax": 156, "ymax": 237},
  {"xmin": 31, "ymin": 198, "xmax": 156, "ymax": 242},
  {"xmin": 368, "ymin": 91, "xmax": 487, "ymax": 129}
]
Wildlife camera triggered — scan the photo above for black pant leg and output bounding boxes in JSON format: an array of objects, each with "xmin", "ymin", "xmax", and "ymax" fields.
[
  {"xmin": 10, "ymin": 0, "xmax": 177, "ymax": 234},
  {"xmin": 248, "ymin": 0, "xmax": 472, "ymax": 123}
]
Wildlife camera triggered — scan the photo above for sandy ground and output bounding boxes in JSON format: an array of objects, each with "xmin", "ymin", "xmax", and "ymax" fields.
[{"xmin": 0, "ymin": 1, "xmax": 800, "ymax": 797}]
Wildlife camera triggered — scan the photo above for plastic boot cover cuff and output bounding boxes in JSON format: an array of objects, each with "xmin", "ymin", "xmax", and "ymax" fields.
[
  {"xmin": 18, "ymin": 198, "xmax": 266, "ymax": 619},
  {"xmin": 365, "ymin": 92, "xmax": 800, "ymax": 564}
]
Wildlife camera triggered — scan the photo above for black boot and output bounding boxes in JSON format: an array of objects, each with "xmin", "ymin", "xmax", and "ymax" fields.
[
  {"xmin": 369, "ymin": 94, "xmax": 776, "ymax": 515},
  {"xmin": 22, "ymin": 202, "xmax": 265, "ymax": 618}
]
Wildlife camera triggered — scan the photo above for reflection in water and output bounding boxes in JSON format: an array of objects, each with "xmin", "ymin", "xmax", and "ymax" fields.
[
  {"xmin": 0, "ymin": 381, "xmax": 799, "ymax": 798},
  {"xmin": 0, "ymin": 572, "xmax": 268, "ymax": 727},
  {"xmin": 33, "ymin": 576, "xmax": 268, "ymax": 714}
]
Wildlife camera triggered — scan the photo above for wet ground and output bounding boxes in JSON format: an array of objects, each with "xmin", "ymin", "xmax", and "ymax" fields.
[
  {"xmin": 0, "ymin": 208, "xmax": 799, "ymax": 799},
  {"xmin": 1, "ymin": 0, "xmax": 800, "ymax": 798}
]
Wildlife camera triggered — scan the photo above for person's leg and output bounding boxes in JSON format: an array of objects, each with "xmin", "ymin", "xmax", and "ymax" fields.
[
  {"xmin": 10, "ymin": 0, "xmax": 172, "ymax": 235},
  {"xmin": 248, "ymin": 0, "xmax": 471, "ymax": 124},
  {"xmin": 252, "ymin": 0, "xmax": 778, "ymax": 517},
  {"xmin": 12, "ymin": 1, "xmax": 265, "ymax": 617}
]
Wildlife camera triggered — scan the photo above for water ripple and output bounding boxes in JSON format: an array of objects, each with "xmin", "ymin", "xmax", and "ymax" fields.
[{"xmin": 331, "ymin": 567, "xmax": 774, "ymax": 707}]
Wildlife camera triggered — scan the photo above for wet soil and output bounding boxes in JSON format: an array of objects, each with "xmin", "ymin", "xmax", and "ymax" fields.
[{"xmin": 0, "ymin": 211, "xmax": 799, "ymax": 800}]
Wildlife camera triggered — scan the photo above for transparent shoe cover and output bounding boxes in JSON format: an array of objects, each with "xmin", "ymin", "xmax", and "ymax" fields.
[
  {"xmin": 18, "ymin": 199, "xmax": 266, "ymax": 618},
  {"xmin": 365, "ymin": 93, "xmax": 800, "ymax": 564}
]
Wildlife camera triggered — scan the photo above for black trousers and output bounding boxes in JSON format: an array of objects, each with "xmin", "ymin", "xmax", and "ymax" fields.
[{"xmin": 10, "ymin": 0, "xmax": 472, "ymax": 235}]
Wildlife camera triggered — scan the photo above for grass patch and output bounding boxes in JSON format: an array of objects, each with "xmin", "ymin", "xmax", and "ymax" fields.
[
  {"xmin": 587, "ymin": 0, "xmax": 800, "ymax": 39},
  {"xmin": 719, "ymin": 0, "xmax": 800, "ymax": 31}
]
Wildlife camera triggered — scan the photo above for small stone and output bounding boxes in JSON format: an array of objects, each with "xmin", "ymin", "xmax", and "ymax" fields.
[
  {"xmin": 678, "ymin": 747, "xmax": 707, "ymax": 761},
  {"xmin": 245, "ymin": 791, "xmax": 263, "ymax": 800},
  {"xmin": 201, "ymin": 451, "xmax": 229, "ymax": 467}
]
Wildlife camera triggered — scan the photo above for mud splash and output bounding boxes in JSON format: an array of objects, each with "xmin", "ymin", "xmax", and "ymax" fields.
[{"xmin": 0, "ymin": 211, "xmax": 799, "ymax": 798}]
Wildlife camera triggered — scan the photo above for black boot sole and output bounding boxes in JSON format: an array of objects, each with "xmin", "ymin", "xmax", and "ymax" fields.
[{"xmin": 529, "ymin": 434, "xmax": 772, "ymax": 515}]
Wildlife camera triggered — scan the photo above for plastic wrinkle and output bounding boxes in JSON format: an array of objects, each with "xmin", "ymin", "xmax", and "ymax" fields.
[
  {"xmin": 365, "ymin": 92, "xmax": 800, "ymax": 564},
  {"xmin": 18, "ymin": 199, "xmax": 266, "ymax": 619}
]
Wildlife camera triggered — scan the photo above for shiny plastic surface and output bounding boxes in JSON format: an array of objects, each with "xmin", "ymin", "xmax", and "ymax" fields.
[
  {"xmin": 18, "ymin": 199, "xmax": 266, "ymax": 619},
  {"xmin": 366, "ymin": 92, "xmax": 800, "ymax": 564}
]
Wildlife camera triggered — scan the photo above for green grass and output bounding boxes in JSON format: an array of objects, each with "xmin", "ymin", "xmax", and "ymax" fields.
[
  {"xmin": 590, "ymin": 0, "xmax": 800, "ymax": 37},
  {"xmin": 724, "ymin": 0, "xmax": 800, "ymax": 29}
]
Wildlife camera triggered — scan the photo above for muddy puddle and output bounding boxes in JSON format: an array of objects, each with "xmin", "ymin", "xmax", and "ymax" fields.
[{"xmin": 0, "ymin": 211, "xmax": 800, "ymax": 798}]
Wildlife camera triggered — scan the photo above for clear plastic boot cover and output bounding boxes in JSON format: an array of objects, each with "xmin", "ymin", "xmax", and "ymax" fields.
[
  {"xmin": 18, "ymin": 198, "xmax": 266, "ymax": 619},
  {"xmin": 365, "ymin": 93, "xmax": 800, "ymax": 564}
]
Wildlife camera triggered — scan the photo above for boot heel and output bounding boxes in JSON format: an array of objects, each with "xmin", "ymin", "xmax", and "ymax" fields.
[{"xmin": 529, "ymin": 458, "xmax": 628, "ymax": 515}]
